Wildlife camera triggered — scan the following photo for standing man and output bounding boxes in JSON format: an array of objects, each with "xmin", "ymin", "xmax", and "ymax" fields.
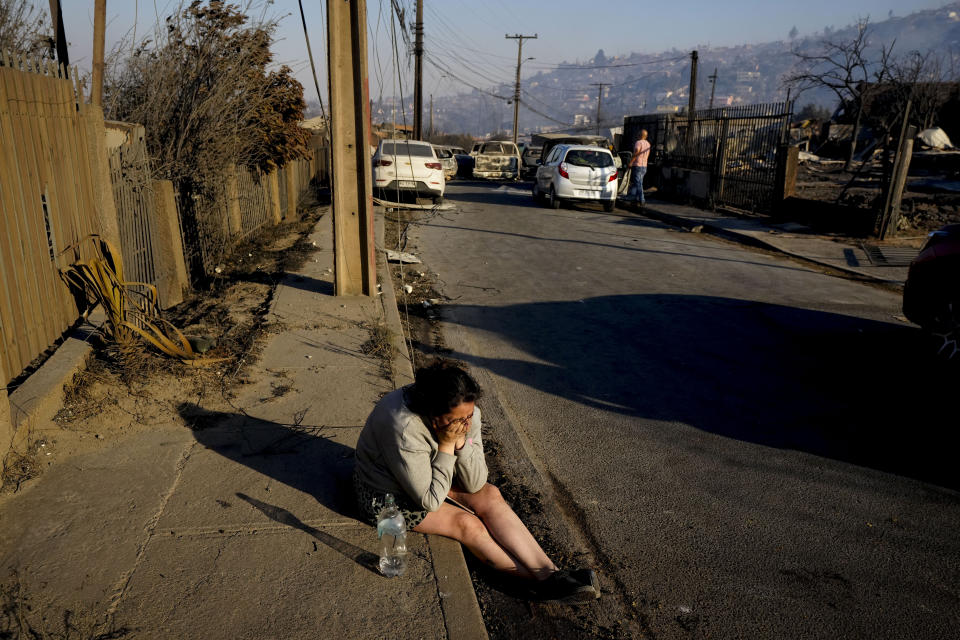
[{"xmin": 627, "ymin": 129, "xmax": 651, "ymax": 206}]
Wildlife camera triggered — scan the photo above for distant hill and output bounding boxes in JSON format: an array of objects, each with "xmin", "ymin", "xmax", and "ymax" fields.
[{"xmin": 395, "ymin": 2, "xmax": 960, "ymax": 137}]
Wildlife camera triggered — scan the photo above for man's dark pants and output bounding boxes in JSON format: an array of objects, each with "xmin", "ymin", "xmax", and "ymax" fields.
[{"xmin": 627, "ymin": 165, "xmax": 647, "ymax": 204}]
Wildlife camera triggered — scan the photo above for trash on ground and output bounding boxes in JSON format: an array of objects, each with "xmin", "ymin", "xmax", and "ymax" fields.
[
  {"xmin": 386, "ymin": 250, "xmax": 422, "ymax": 264},
  {"xmin": 917, "ymin": 127, "xmax": 953, "ymax": 150},
  {"xmin": 403, "ymin": 284, "xmax": 413, "ymax": 294},
  {"xmin": 690, "ymin": 225, "xmax": 704, "ymax": 233}
]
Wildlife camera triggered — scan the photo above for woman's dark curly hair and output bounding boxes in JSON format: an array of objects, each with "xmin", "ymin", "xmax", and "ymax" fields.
[{"xmin": 407, "ymin": 359, "xmax": 482, "ymax": 420}]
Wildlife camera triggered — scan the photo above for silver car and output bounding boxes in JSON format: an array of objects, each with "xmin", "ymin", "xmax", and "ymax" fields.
[
  {"xmin": 433, "ymin": 145, "xmax": 458, "ymax": 180},
  {"xmin": 532, "ymin": 144, "xmax": 618, "ymax": 211}
]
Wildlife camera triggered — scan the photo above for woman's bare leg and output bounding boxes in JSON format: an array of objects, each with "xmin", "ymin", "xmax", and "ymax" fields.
[
  {"xmin": 449, "ymin": 483, "xmax": 557, "ymax": 581},
  {"xmin": 414, "ymin": 502, "xmax": 537, "ymax": 579}
]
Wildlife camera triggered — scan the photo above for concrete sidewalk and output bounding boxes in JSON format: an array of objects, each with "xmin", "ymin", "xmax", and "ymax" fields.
[
  {"xmin": 622, "ymin": 199, "xmax": 916, "ymax": 288},
  {"xmin": 0, "ymin": 211, "xmax": 486, "ymax": 639}
]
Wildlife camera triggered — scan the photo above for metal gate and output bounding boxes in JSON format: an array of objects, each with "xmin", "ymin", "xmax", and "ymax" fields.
[
  {"xmin": 666, "ymin": 102, "xmax": 793, "ymax": 213},
  {"xmin": 108, "ymin": 124, "xmax": 160, "ymax": 289}
]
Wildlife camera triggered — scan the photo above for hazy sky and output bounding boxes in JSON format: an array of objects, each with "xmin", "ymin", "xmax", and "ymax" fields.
[{"xmin": 60, "ymin": 0, "xmax": 950, "ymax": 102}]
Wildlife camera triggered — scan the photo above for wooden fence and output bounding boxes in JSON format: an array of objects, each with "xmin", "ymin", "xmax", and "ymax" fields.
[
  {"xmin": 177, "ymin": 154, "xmax": 325, "ymax": 280},
  {"xmin": 0, "ymin": 56, "xmax": 104, "ymax": 388}
]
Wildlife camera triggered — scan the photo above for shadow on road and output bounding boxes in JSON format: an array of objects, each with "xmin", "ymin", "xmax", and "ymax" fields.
[{"xmin": 442, "ymin": 294, "xmax": 958, "ymax": 490}]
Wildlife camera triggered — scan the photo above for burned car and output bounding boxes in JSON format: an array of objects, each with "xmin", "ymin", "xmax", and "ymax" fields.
[{"xmin": 472, "ymin": 140, "xmax": 522, "ymax": 180}]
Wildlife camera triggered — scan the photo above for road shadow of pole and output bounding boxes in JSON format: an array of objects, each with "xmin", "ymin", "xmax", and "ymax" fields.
[
  {"xmin": 441, "ymin": 294, "xmax": 959, "ymax": 491},
  {"xmin": 236, "ymin": 492, "xmax": 380, "ymax": 575},
  {"xmin": 175, "ymin": 403, "xmax": 382, "ymax": 573}
]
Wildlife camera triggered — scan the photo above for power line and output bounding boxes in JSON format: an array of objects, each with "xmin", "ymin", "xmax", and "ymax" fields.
[{"xmin": 296, "ymin": 0, "xmax": 326, "ymax": 123}]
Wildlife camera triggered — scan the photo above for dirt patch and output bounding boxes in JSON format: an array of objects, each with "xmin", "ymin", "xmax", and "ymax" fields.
[
  {"xmin": 795, "ymin": 163, "xmax": 960, "ymax": 235},
  {"xmin": 1, "ymin": 571, "xmax": 133, "ymax": 639},
  {"xmin": 1, "ymin": 202, "xmax": 328, "ymax": 497},
  {"xmin": 384, "ymin": 208, "xmax": 632, "ymax": 640}
]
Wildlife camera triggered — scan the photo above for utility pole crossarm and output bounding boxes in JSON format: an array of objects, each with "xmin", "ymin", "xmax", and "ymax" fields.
[{"xmin": 506, "ymin": 33, "xmax": 537, "ymax": 145}]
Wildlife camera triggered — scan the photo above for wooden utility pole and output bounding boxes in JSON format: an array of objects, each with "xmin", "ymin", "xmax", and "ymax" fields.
[
  {"xmin": 687, "ymin": 50, "xmax": 699, "ymax": 117},
  {"xmin": 413, "ymin": 0, "xmax": 424, "ymax": 139},
  {"xmin": 506, "ymin": 33, "xmax": 537, "ymax": 145},
  {"xmin": 327, "ymin": 0, "xmax": 376, "ymax": 296},
  {"xmin": 429, "ymin": 94, "xmax": 433, "ymax": 139},
  {"xmin": 92, "ymin": 0, "xmax": 106, "ymax": 106},
  {"xmin": 707, "ymin": 67, "xmax": 718, "ymax": 109},
  {"xmin": 590, "ymin": 83, "xmax": 609, "ymax": 136},
  {"xmin": 47, "ymin": 0, "xmax": 69, "ymax": 69}
]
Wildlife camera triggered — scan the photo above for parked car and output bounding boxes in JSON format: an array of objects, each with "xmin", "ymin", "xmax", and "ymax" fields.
[
  {"xmin": 521, "ymin": 146, "xmax": 542, "ymax": 180},
  {"xmin": 531, "ymin": 133, "xmax": 612, "ymax": 168},
  {"xmin": 532, "ymin": 144, "xmax": 618, "ymax": 212},
  {"xmin": 902, "ymin": 223, "xmax": 960, "ymax": 360},
  {"xmin": 433, "ymin": 145, "xmax": 458, "ymax": 180},
  {"xmin": 473, "ymin": 140, "xmax": 522, "ymax": 180},
  {"xmin": 373, "ymin": 139, "xmax": 445, "ymax": 204},
  {"xmin": 470, "ymin": 142, "xmax": 482, "ymax": 156}
]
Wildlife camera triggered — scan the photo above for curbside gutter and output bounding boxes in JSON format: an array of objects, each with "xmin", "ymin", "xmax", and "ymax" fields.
[
  {"xmin": 633, "ymin": 204, "xmax": 908, "ymax": 289},
  {"xmin": 375, "ymin": 213, "xmax": 489, "ymax": 640}
]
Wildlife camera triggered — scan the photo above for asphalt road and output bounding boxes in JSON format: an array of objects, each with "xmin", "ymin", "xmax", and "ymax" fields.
[{"xmin": 401, "ymin": 181, "xmax": 960, "ymax": 639}]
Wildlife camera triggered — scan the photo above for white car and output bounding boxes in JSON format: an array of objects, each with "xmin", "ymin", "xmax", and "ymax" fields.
[
  {"xmin": 532, "ymin": 144, "xmax": 618, "ymax": 212},
  {"xmin": 373, "ymin": 139, "xmax": 445, "ymax": 203}
]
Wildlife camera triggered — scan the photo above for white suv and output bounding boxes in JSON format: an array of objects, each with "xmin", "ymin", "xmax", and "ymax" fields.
[
  {"xmin": 373, "ymin": 139, "xmax": 445, "ymax": 203},
  {"xmin": 532, "ymin": 144, "xmax": 618, "ymax": 211}
]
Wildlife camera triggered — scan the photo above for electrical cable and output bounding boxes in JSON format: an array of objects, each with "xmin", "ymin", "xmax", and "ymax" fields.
[{"xmin": 297, "ymin": 0, "xmax": 327, "ymax": 123}]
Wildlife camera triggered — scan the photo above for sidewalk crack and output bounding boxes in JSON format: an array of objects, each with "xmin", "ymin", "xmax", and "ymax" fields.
[{"xmin": 104, "ymin": 440, "xmax": 198, "ymax": 616}]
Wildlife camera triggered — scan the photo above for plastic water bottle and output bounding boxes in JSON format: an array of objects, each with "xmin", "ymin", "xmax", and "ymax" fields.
[{"xmin": 377, "ymin": 493, "xmax": 407, "ymax": 577}]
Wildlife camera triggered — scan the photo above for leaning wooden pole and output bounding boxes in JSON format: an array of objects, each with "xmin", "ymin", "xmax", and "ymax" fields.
[
  {"xmin": 327, "ymin": 0, "xmax": 376, "ymax": 295},
  {"xmin": 91, "ymin": 0, "xmax": 106, "ymax": 106}
]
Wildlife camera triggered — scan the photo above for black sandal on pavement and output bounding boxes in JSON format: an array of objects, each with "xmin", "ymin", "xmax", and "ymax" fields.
[
  {"xmin": 534, "ymin": 570, "xmax": 597, "ymax": 605},
  {"xmin": 571, "ymin": 568, "xmax": 601, "ymax": 599}
]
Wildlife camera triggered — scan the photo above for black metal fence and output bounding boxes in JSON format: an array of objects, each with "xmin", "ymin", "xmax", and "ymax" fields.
[
  {"xmin": 622, "ymin": 102, "xmax": 793, "ymax": 213},
  {"xmin": 620, "ymin": 113, "xmax": 677, "ymax": 188}
]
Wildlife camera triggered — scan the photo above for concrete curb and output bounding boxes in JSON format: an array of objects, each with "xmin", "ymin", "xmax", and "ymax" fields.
[
  {"xmin": 631, "ymin": 204, "xmax": 907, "ymax": 289},
  {"xmin": 375, "ymin": 212, "xmax": 489, "ymax": 640},
  {"xmin": 4, "ymin": 310, "xmax": 105, "ymax": 460}
]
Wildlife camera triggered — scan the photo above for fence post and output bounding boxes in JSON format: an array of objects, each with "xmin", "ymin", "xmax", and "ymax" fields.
[
  {"xmin": 1, "ymin": 355, "xmax": 13, "ymax": 473},
  {"xmin": 84, "ymin": 104, "xmax": 122, "ymax": 246},
  {"xmin": 774, "ymin": 143, "xmax": 799, "ymax": 207},
  {"xmin": 267, "ymin": 169, "xmax": 282, "ymax": 224},
  {"xmin": 878, "ymin": 131, "xmax": 915, "ymax": 240},
  {"xmin": 284, "ymin": 166, "xmax": 298, "ymax": 221},
  {"xmin": 152, "ymin": 180, "xmax": 189, "ymax": 308},
  {"xmin": 226, "ymin": 165, "xmax": 242, "ymax": 235}
]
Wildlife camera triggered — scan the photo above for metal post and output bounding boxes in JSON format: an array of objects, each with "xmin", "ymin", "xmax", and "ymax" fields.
[
  {"xmin": 708, "ymin": 67, "xmax": 718, "ymax": 110},
  {"xmin": 47, "ymin": 1, "xmax": 70, "ymax": 69},
  {"xmin": 688, "ymin": 50, "xmax": 698, "ymax": 118},
  {"xmin": 506, "ymin": 34, "xmax": 537, "ymax": 145},
  {"xmin": 413, "ymin": 0, "xmax": 423, "ymax": 139},
  {"xmin": 92, "ymin": 0, "xmax": 106, "ymax": 106},
  {"xmin": 327, "ymin": 0, "xmax": 376, "ymax": 296}
]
